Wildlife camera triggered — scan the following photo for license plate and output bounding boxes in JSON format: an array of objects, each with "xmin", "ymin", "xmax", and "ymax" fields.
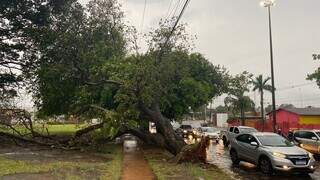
[{"xmin": 295, "ymin": 160, "xmax": 307, "ymax": 165}]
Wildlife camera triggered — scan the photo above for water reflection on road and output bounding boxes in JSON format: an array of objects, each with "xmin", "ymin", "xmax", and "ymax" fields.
[{"xmin": 207, "ymin": 140, "xmax": 320, "ymax": 180}]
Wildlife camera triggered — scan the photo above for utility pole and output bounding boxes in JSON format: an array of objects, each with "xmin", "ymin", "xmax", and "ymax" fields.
[{"xmin": 261, "ymin": 0, "xmax": 277, "ymax": 132}]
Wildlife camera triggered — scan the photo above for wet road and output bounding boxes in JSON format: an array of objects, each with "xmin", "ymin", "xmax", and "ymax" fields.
[{"xmin": 207, "ymin": 140, "xmax": 320, "ymax": 180}]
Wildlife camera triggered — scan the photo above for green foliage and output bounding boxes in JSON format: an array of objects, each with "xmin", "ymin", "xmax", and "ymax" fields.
[
  {"xmin": 252, "ymin": 75, "xmax": 273, "ymax": 93},
  {"xmin": 24, "ymin": 0, "xmax": 230, "ymax": 138},
  {"xmin": 0, "ymin": 0, "xmax": 77, "ymax": 105},
  {"xmin": 33, "ymin": 0, "xmax": 126, "ymax": 117},
  {"xmin": 215, "ymin": 105, "xmax": 228, "ymax": 113},
  {"xmin": 251, "ymin": 74, "xmax": 272, "ymax": 122},
  {"xmin": 225, "ymin": 72, "xmax": 255, "ymax": 118},
  {"xmin": 307, "ymin": 67, "xmax": 320, "ymax": 87}
]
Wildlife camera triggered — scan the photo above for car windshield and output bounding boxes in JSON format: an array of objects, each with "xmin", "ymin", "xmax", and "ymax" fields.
[
  {"xmin": 240, "ymin": 128, "xmax": 257, "ymax": 133},
  {"xmin": 316, "ymin": 132, "xmax": 320, "ymax": 137},
  {"xmin": 256, "ymin": 135, "xmax": 294, "ymax": 147},
  {"xmin": 206, "ymin": 128, "xmax": 217, "ymax": 133}
]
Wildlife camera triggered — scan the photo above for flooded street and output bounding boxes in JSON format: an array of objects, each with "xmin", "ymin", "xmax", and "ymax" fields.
[{"xmin": 207, "ymin": 140, "xmax": 320, "ymax": 180}]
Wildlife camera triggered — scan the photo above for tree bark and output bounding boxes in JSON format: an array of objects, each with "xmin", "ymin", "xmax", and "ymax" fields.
[
  {"xmin": 138, "ymin": 102, "xmax": 186, "ymax": 155},
  {"xmin": 240, "ymin": 108, "xmax": 245, "ymax": 126},
  {"xmin": 74, "ymin": 122, "xmax": 104, "ymax": 138}
]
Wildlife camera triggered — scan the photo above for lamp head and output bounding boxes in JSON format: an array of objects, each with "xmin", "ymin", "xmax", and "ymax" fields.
[{"xmin": 260, "ymin": 0, "xmax": 275, "ymax": 7}]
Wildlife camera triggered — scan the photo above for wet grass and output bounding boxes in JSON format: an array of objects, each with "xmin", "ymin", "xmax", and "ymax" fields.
[
  {"xmin": 0, "ymin": 144, "xmax": 123, "ymax": 180},
  {"xmin": 0, "ymin": 124, "xmax": 84, "ymax": 136},
  {"xmin": 144, "ymin": 148, "xmax": 233, "ymax": 180}
]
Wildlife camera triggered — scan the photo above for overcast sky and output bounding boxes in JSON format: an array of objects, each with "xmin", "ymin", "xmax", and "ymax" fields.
[{"xmin": 21, "ymin": 0, "xmax": 320, "ymax": 110}]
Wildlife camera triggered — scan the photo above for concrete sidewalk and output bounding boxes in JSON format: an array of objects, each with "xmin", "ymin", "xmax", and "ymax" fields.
[{"xmin": 121, "ymin": 139, "xmax": 155, "ymax": 180}]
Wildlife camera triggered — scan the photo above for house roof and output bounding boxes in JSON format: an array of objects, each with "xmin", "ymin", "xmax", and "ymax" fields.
[{"xmin": 269, "ymin": 107, "xmax": 320, "ymax": 116}]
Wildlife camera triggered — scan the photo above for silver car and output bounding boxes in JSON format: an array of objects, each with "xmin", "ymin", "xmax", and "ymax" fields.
[
  {"xmin": 293, "ymin": 130, "xmax": 320, "ymax": 155},
  {"xmin": 230, "ymin": 132, "xmax": 316, "ymax": 174}
]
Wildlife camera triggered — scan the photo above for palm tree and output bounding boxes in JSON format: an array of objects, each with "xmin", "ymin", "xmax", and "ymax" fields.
[
  {"xmin": 252, "ymin": 75, "xmax": 273, "ymax": 131},
  {"xmin": 224, "ymin": 95, "xmax": 255, "ymax": 126}
]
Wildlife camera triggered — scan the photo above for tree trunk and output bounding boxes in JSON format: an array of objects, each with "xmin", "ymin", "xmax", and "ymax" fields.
[
  {"xmin": 154, "ymin": 113, "xmax": 186, "ymax": 155},
  {"xmin": 138, "ymin": 102, "xmax": 186, "ymax": 155},
  {"xmin": 240, "ymin": 108, "xmax": 245, "ymax": 126},
  {"xmin": 74, "ymin": 122, "xmax": 104, "ymax": 138},
  {"xmin": 260, "ymin": 89, "xmax": 265, "ymax": 132}
]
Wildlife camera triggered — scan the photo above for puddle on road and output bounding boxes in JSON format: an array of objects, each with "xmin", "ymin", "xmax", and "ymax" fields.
[{"xmin": 207, "ymin": 140, "xmax": 320, "ymax": 180}]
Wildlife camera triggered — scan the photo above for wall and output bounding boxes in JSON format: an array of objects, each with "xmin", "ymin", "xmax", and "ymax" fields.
[
  {"xmin": 299, "ymin": 115, "xmax": 320, "ymax": 129},
  {"xmin": 216, "ymin": 113, "xmax": 228, "ymax": 127},
  {"xmin": 267, "ymin": 110, "xmax": 300, "ymax": 135}
]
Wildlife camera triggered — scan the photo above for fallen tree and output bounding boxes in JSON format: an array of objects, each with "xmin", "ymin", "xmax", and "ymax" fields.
[{"xmin": 6, "ymin": 0, "xmax": 230, "ymax": 161}]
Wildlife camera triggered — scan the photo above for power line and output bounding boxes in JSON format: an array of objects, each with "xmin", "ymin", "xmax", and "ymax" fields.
[
  {"xmin": 277, "ymin": 82, "xmax": 316, "ymax": 91},
  {"xmin": 172, "ymin": 0, "xmax": 182, "ymax": 18},
  {"xmin": 140, "ymin": 0, "xmax": 147, "ymax": 34},
  {"xmin": 166, "ymin": 0, "xmax": 181, "ymax": 20},
  {"xmin": 165, "ymin": 0, "xmax": 174, "ymax": 19},
  {"xmin": 157, "ymin": 0, "xmax": 191, "ymax": 60}
]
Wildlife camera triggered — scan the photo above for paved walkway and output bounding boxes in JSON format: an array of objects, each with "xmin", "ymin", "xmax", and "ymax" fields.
[{"xmin": 121, "ymin": 139, "xmax": 155, "ymax": 180}]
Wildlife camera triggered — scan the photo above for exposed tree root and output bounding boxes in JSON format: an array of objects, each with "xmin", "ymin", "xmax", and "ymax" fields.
[{"xmin": 172, "ymin": 136, "xmax": 211, "ymax": 163}]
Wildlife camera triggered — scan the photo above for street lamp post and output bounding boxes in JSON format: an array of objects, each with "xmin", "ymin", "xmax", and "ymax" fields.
[{"xmin": 261, "ymin": 0, "xmax": 277, "ymax": 132}]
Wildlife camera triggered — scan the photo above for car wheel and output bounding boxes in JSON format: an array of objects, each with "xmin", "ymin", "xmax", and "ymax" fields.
[
  {"xmin": 230, "ymin": 149, "xmax": 240, "ymax": 165},
  {"xmin": 259, "ymin": 157, "xmax": 273, "ymax": 174}
]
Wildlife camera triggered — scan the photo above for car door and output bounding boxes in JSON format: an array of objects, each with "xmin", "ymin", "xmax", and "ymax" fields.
[
  {"xmin": 240, "ymin": 135, "xmax": 260, "ymax": 163},
  {"xmin": 298, "ymin": 131, "xmax": 318, "ymax": 154},
  {"xmin": 234, "ymin": 134, "xmax": 250, "ymax": 160},
  {"xmin": 231, "ymin": 127, "xmax": 240, "ymax": 141},
  {"xmin": 305, "ymin": 131, "xmax": 319, "ymax": 154},
  {"xmin": 244, "ymin": 135, "xmax": 260, "ymax": 163}
]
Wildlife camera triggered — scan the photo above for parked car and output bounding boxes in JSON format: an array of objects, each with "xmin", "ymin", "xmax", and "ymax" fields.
[
  {"xmin": 229, "ymin": 132, "xmax": 316, "ymax": 174},
  {"xmin": 293, "ymin": 130, "xmax": 320, "ymax": 155},
  {"xmin": 198, "ymin": 127, "xmax": 220, "ymax": 141},
  {"xmin": 220, "ymin": 126, "xmax": 258, "ymax": 147}
]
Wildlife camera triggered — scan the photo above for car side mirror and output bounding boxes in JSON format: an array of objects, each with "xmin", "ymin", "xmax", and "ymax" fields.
[
  {"xmin": 312, "ymin": 137, "xmax": 318, "ymax": 141},
  {"xmin": 250, "ymin": 142, "xmax": 259, "ymax": 147}
]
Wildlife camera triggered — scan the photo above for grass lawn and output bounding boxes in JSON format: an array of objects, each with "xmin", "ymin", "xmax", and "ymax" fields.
[
  {"xmin": 0, "ymin": 124, "xmax": 86, "ymax": 136},
  {"xmin": 144, "ymin": 148, "xmax": 233, "ymax": 180},
  {"xmin": 0, "ymin": 144, "xmax": 123, "ymax": 180}
]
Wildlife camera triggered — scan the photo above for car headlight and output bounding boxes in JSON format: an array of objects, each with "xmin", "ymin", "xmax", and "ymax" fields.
[
  {"xmin": 183, "ymin": 130, "xmax": 187, "ymax": 133},
  {"xmin": 308, "ymin": 152, "xmax": 313, "ymax": 158},
  {"xmin": 272, "ymin": 152, "xmax": 286, "ymax": 159}
]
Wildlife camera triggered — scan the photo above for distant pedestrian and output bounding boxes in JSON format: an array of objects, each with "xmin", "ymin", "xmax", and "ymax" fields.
[
  {"xmin": 277, "ymin": 128, "xmax": 282, "ymax": 135},
  {"xmin": 277, "ymin": 128, "xmax": 286, "ymax": 138}
]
